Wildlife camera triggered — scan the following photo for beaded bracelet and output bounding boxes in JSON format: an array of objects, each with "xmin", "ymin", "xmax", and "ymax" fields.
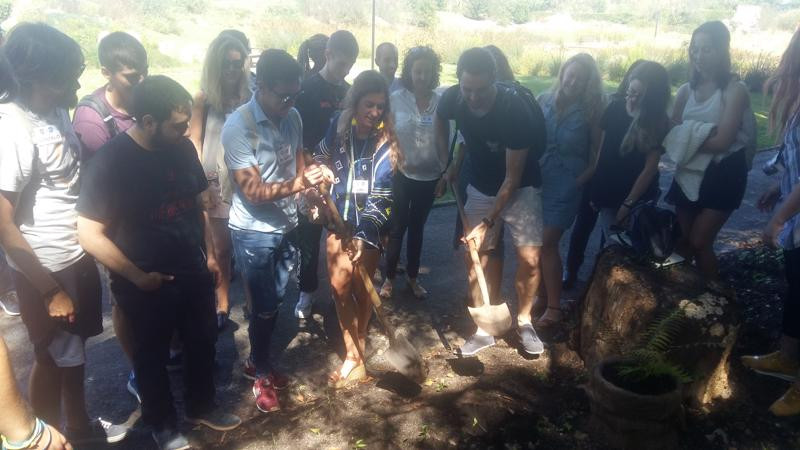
[{"xmin": 2, "ymin": 417, "xmax": 45, "ymax": 450}]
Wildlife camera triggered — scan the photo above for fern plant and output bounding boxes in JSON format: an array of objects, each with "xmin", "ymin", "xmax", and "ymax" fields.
[{"xmin": 616, "ymin": 309, "xmax": 692, "ymax": 385}]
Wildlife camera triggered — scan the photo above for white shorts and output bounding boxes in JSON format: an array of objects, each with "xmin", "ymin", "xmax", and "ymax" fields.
[
  {"xmin": 47, "ymin": 328, "xmax": 86, "ymax": 368},
  {"xmin": 464, "ymin": 185, "xmax": 543, "ymax": 250}
]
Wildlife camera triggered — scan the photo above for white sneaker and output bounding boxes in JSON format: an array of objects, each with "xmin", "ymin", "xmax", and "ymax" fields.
[
  {"xmin": 294, "ymin": 292, "xmax": 313, "ymax": 319},
  {"xmin": 379, "ymin": 279, "xmax": 393, "ymax": 299},
  {"xmin": 407, "ymin": 277, "xmax": 427, "ymax": 299}
]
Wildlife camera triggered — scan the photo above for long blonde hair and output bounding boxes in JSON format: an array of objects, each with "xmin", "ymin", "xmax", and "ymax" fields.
[
  {"xmin": 200, "ymin": 35, "xmax": 250, "ymax": 112},
  {"xmin": 336, "ymin": 70, "xmax": 401, "ymax": 170},
  {"xmin": 767, "ymin": 27, "xmax": 800, "ymax": 140},
  {"xmin": 552, "ymin": 53, "xmax": 605, "ymax": 125}
]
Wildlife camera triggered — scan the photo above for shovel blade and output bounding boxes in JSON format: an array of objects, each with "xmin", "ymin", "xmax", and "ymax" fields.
[
  {"xmin": 468, "ymin": 303, "xmax": 513, "ymax": 337},
  {"xmin": 385, "ymin": 333, "xmax": 427, "ymax": 382}
]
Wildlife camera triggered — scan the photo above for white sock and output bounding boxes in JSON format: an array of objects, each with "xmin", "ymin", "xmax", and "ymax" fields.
[
  {"xmin": 475, "ymin": 327, "xmax": 491, "ymax": 337},
  {"xmin": 518, "ymin": 317, "xmax": 532, "ymax": 327}
]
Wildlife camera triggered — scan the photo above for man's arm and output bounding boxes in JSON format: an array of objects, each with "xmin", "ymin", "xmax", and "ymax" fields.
[
  {"xmin": 77, "ymin": 216, "xmax": 172, "ymax": 291},
  {"xmin": 0, "ymin": 191, "xmax": 76, "ymax": 322},
  {"xmin": 197, "ymin": 193, "xmax": 221, "ymax": 287},
  {"xmin": 230, "ymin": 164, "xmax": 325, "ymax": 205}
]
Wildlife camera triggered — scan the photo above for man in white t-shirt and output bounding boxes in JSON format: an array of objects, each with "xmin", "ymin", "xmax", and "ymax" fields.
[{"xmin": 0, "ymin": 23, "xmax": 126, "ymax": 445}]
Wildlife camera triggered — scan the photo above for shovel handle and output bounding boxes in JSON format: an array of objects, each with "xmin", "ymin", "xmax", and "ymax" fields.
[{"xmin": 451, "ymin": 183, "xmax": 492, "ymax": 309}]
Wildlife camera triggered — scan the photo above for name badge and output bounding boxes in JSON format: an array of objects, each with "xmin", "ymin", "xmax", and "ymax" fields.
[
  {"xmin": 419, "ymin": 115, "xmax": 433, "ymax": 126},
  {"xmin": 352, "ymin": 179, "xmax": 369, "ymax": 194},
  {"xmin": 278, "ymin": 144, "xmax": 293, "ymax": 164},
  {"xmin": 32, "ymin": 125, "xmax": 63, "ymax": 146}
]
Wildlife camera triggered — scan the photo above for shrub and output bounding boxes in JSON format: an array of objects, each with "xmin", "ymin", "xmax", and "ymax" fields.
[
  {"xmin": 463, "ymin": 0, "xmax": 489, "ymax": 20},
  {"xmin": 739, "ymin": 52, "xmax": 778, "ymax": 93}
]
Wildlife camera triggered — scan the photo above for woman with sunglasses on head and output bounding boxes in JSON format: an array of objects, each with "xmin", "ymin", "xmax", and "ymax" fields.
[
  {"xmin": 379, "ymin": 46, "xmax": 446, "ymax": 300},
  {"xmin": 666, "ymin": 21, "xmax": 754, "ymax": 280},
  {"xmin": 590, "ymin": 61, "xmax": 670, "ymax": 242},
  {"xmin": 314, "ymin": 70, "xmax": 400, "ymax": 389},
  {"xmin": 189, "ymin": 35, "xmax": 252, "ymax": 330}
]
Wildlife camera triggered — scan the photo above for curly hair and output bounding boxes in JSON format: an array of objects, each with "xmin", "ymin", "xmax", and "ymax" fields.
[
  {"xmin": 399, "ymin": 46, "xmax": 441, "ymax": 91},
  {"xmin": 336, "ymin": 70, "xmax": 401, "ymax": 171}
]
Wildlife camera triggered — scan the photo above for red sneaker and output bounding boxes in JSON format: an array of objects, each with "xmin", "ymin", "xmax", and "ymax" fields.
[
  {"xmin": 267, "ymin": 372, "xmax": 289, "ymax": 390},
  {"xmin": 244, "ymin": 359, "xmax": 289, "ymax": 390},
  {"xmin": 252, "ymin": 378, "xmax": 280, "ymax": 413}
]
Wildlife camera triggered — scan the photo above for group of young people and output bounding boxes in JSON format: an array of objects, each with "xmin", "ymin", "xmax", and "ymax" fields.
[{"xmin": 1, "ymin": 16, "xmax": 800, "ymax": 450}]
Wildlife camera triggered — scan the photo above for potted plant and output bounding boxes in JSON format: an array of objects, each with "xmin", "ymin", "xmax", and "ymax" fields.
[{"xmin": 586, "ymin": 310, "xmax": 690, "ymax": 449}]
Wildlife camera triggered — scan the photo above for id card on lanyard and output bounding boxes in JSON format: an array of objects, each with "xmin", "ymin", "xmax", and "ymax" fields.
[{"xmin": 343, "ymin": 128, "xmax": 372, "ymax": 220}]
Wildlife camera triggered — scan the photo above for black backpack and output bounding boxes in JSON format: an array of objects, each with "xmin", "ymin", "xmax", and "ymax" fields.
[
  {"xmin": 76, "ymin": 94, "xmax": 119, "ymax": 138},
  {"xmin": 612, "ymin": 201, "xmax": 681, "ymax": 263}
]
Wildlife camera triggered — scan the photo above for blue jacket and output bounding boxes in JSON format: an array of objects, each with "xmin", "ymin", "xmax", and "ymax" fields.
[{"xmin": 313, "ymin": 113, "xmax": 393, "ymax": 248}]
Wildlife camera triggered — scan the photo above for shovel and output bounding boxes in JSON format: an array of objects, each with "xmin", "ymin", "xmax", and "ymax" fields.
[
  {"xmin": 318, "ymin": 187, "xmax": 427, "ymax": 382},
  {"xmin": 451, "ymin": 183, "xmax": 513, "ymax": 337}
]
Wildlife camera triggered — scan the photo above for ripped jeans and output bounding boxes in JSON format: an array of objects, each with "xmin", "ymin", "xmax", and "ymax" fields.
[{"xmin": 231, "ymin": 228, "xmax": 298, "ymax": 376}]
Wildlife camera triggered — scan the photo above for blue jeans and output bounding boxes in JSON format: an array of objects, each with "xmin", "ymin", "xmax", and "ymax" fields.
[{"xmin": 231, "ymin": 228, "xmax": 298, "ymax": 376}]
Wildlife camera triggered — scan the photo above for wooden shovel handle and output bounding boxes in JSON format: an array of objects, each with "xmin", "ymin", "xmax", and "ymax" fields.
[{"xmin": 451, "ymin": 183, "xmax": 492, "ymax": 309}]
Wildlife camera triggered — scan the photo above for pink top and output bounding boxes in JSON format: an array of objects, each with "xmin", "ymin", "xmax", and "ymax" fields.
[{"xmin": 72, "ymin": 86, "xmax": 135, "ymax": 156}]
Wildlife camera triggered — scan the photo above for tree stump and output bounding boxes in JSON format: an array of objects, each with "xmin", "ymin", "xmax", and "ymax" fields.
[{"xmin": 579, "ymin": 246, "xmax": 740, "ymax": 407}]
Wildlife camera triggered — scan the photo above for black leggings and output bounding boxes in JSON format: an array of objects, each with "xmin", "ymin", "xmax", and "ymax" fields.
[
  {"xmin": 784, "ymin": 248, "xmax": 800, "ymax": 339},
  {"xmin": 565, "ymin": 190, "xmax": 599, "ymax": 275},
  {"xmin": 385, "ymin": 172, "xmax": 438, "ymax": 279}
]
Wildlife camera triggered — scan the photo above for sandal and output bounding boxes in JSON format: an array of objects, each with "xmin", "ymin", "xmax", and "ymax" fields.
[
  {"xmin": 327, "ymin": 360, "xmax": 366, "ymax": 390},
  {"xmin": 535, "ymin": 307, "xmax": 563, "ymax": 328}
]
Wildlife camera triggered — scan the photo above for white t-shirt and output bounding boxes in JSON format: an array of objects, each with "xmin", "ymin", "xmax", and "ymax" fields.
[
  {"xmin": 391, "ymin": 88, "xmax": 445, "ymax": 181},
  {"xmin": 0, "ymin": 102, "xmax": 84, "ymax": 271}
]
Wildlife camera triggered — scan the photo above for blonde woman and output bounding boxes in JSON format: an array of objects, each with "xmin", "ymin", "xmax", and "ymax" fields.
[
  {"xmin": 314, "ymin": 70, "xmax": 400, "ymax": 388},
  {"xmin": 189, "ymin": 34, "xmax": 252, "ymax": 329},
  {"xmin": 537, "ymin": 53, "xmax": 605, "ymax": 327}
]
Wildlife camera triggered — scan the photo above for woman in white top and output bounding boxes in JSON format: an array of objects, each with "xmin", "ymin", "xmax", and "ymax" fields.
[
  {"xmin": 380, "ymin": 46, "xmax": 446, "ymax": 299},
  {"xmin": 189, "ymin": 35, "xmax": 252, "ymax": 328},
  {"xmin": 666, "ymin": 21, "xmax": 753, "ymax": 280}
]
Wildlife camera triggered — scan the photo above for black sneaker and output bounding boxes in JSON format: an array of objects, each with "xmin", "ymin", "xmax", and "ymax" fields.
[
  {"xmin": 152, "ymin": 428, "xmax": 190, "ymax": 450},
  {"xmin": 456, "ymin": 333, "xmax": 495, "ymax": 356},
  {"xmin": 518, "ymin": 323, "xmax": 544, "ymax": 355},
  {"xmin": 0, "ymin": 291, "xmax": 20, "ymax": 316},
  {"xmin": 186, "ymin": 409, "xmax": 242, "ymax": 432},
  {"xmin": 67, "ymin": 418, "xmax": 128, "ymax": 445}
]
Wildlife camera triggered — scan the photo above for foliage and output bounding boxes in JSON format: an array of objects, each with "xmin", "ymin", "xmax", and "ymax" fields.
[
  {"xmin": 617, "ymin": 309, "xmax": 692, "ymax": 385},
  {"xmin": 0, "ymin": 0, "xmax": 11, "ymax": 23},
  {"xmin": 737, "ymin": 52, "xmax": 778, "ymax": 93},
  {"xmin": 409, "ymin": 0, "xmax": 438, "ymax": 28},
  {"xmin": 462, "ymin": 0, "xmax": 490, "ymax": 20}
]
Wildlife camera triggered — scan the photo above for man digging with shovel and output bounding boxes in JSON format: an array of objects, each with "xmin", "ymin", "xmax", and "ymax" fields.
[{"xmin": 436, "ymin": 47, "xmax": 548, "ymax": 357}]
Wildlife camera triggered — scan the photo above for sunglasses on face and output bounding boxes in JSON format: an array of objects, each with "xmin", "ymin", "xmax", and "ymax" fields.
[
  {"xmin": 222, "ymin": 59, "xmax": 245, "ymax": 70},
  {"xmin": 272, "ymin": 89, "xmax": 303, "ymax": 105}
]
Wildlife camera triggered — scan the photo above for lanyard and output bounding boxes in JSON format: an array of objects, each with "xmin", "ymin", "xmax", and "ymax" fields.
[{"xmin": 343, "ymin": 126, "xmax": 371, "ymax": 220}]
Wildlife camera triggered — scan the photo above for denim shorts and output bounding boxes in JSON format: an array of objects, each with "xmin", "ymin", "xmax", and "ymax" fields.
[{"xmin": 231, "ymin": 228, "xmax": 298, "ymax": 316}]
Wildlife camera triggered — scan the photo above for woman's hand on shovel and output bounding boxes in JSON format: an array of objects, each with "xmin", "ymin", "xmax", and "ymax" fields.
[{"xmin": 346, "ymin": 238, "xmax": 365, "ymax": 263}]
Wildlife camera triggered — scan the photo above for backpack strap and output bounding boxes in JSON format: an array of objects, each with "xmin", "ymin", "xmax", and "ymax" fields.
[{"xmin": 77, "ymin": 94, "xmax": 119, "ymax": 138}]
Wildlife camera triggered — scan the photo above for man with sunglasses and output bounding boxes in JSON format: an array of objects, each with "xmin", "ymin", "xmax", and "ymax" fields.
[
  {"xmin": 293, "ymin": 30, "xmax": 358, "ymax": 320},
  {"xmin": 0, "ymin": 23, "xmax": 127, "ymax": 445},
  {"xmin": 73, "ymin": 31, "xmax": 148, "ymax": 158},
  {"xmin": 222, "ymin": 49, "xmax": 330, "ymax": 413}
]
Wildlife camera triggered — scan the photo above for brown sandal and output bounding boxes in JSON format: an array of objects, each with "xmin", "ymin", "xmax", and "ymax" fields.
[{"xmin": 327, "ymin": 361, "xmax": 367, "ymax": 389}]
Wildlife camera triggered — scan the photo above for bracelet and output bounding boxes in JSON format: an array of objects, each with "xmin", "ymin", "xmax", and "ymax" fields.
[
  {"xmin": 2, "ymin": 417, "xmax": 44, "ymax": 450},
  {"xmin": 481, "ymin": 217, "xmax": 495, "ymax": 228}
]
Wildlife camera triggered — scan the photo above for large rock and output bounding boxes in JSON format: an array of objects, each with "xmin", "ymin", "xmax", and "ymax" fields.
[{"xmin": 579, "ymin": 246, "xmax": 739, "ymax": 407}]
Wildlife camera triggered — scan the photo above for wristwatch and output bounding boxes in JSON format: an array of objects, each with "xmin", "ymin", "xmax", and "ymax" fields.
[{"xmin": 481, "ymin": 217, "xmax": 495, "ymax": 228}]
